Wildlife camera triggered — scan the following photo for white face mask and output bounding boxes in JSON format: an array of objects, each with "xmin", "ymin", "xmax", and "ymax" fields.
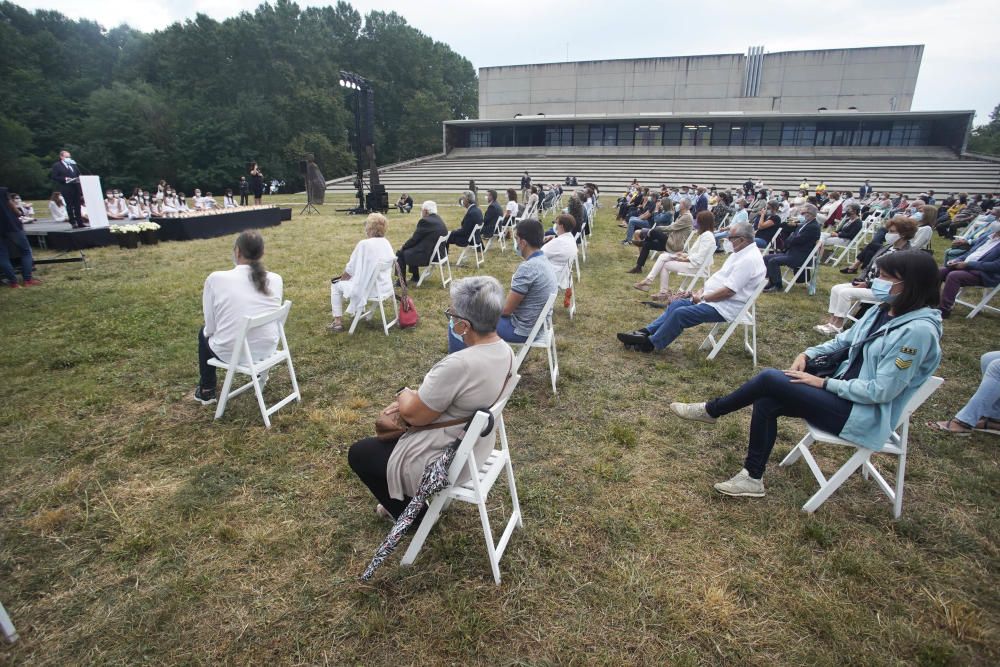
[{"xmin": 885, "ymin": 232, "xmax": 900, "ymax": 244}]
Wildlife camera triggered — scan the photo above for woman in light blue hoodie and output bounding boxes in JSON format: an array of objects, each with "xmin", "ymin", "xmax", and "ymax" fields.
[{"xmin": 670, "ymin": 250, "xmax": 943, "ymax": 499}]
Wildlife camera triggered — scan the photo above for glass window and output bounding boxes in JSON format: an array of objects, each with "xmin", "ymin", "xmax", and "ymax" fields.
[
  {"xmin": 729, "ymin": 125, "xmax": 745, "ymax": 146},
  {"xmin": 663, "ymin": 123, "xmax": 682, "ymax": 146},
  {"xmin": 681, "ymin": 124, "xmax": 698, "ymax": 146},
  {"xmin": 603, "ymin": 125, "xmax": 618, "ymax": 146},
  {"xmin": 761, "ymin": 122, "xmax": 781, "ymax": 146},
  {"xmin": 711, "ymin": 122, "xmax": 730, "ymax": 146},
  {"xmin": 634, "ymin": 124, "xmax": 663, "ymax": 146},
  {"xmin": 695, "ymin": 124, "xmax": 712, "ymax": 146},
  {"xmin": 745, "ymin": 123, "xmax": 763, "ymax": 146},
  {"xmin": 545, "ymin": 125, "xmax": 573, "ymax": 146},
  {"xmin": 490, "ymin": 126, "xmax": 513, "ymax": 147},
  {"xmin": 470, "ymin": 129, "xmax": 490, "ymax": 148}
]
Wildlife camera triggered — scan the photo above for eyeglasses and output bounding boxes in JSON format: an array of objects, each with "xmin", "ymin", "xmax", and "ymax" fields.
[{"xmin": 443, "ymin": 307, "xmax": 468, "ymax": 322}]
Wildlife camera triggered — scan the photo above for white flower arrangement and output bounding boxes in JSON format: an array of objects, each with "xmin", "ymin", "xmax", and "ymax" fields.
[
  {"xmin": 110, "ymin": 224, "xmax": 142, "ymax": 234},
  {"xmin": 137, "ymin": 221, "xmax": 161, "ymax": 231}
]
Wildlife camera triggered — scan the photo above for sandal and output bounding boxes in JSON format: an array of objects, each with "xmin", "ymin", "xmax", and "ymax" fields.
[
  {"xmin": 651, "ymin": 290, "xmax": 672, "ymax": 302},
  {"xmin": 926, "ymin": 419, "xmax": 973, "ymax": 436},
  {"xmin": 633, "ymin": 280, "xmax": 652, "ymax": 292},
  {"xmin": 974, "ymin": 418, "xmax": 1000, "ymax": 435},
  {"xmin": 326, "ymin": 321, "xmax": 344, "ymax": 333}
]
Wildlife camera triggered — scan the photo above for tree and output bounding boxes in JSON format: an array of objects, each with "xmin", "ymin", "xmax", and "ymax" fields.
[{"xmin": 967, "ymin": 103, "xmax": 1000, "ymax": 157}]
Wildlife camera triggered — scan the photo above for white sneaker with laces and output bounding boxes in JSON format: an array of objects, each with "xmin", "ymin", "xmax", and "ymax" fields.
[
  {"xmin": 669, "ymin": 402, "xmax": 717, "ymax": 424},
  {"xmin": 714, "ymin": 469, "xmax": 766, "ymax": 498}
]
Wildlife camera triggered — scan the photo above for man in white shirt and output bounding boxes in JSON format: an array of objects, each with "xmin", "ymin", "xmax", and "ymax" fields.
[
  {"xmin": 196, "ymin": 230, "xmax": 283, "ymax": 404},
  {"xmin": 617, "ymin": 222, "xmax": 765, "ymax": 352}
]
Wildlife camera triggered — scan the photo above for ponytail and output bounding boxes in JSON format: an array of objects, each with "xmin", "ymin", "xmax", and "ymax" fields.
[{"xmin": 234, "ymin": 230, "xmax": 270, "ymax": 295}]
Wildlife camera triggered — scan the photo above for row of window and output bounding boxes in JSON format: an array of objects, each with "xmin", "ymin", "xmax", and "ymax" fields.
[{"xmin": 465, "ymin": 120, "xmax": 932, "ymax": 148}]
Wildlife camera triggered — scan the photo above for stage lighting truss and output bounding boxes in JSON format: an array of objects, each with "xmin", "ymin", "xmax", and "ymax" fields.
[{"xmin": 338, "ymin": 71, "xmax": 368, "ymax": 91}]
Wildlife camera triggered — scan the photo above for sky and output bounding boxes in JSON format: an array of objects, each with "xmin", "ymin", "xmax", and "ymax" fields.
[{"xmin": 15, "ymin": 0, "xmax": 1000, "ymax": 124}]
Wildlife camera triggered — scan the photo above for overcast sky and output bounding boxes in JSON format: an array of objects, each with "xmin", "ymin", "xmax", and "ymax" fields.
[{"xmin": 15, "ymin": 0, "xmax": 1000, "ymax": 123}]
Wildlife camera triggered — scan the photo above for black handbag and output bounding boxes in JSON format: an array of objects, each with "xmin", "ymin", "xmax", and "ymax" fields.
[{"xmin": 805, "ymin": 319, "xmax": 896, "ymax": 379}]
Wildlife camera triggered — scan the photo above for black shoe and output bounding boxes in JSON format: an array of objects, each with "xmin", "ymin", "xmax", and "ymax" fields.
[
  {"xmin": 194, "ymin": 386, "xmax": 217, "ymax": 405},
  {"xmin": 617, "ymin": 331, "xmax": 650, "ymax": 347},
  {"xmin": 940, "ymin": 309, "xmax": 951, "ymax": 319},
  {"xmin": 762, "ymin": 285, "xmax": 781, "ymax": 293},
  {"xmin": 623, "ymin": 340, "xmax": 655, "ymax": 353},
  {"xmin": 839, "ymin": 267, "xmax": 857, "ymax": 275},
  {"xmin": 626, "ymin": 267, "xmax": 642, "ymax": 274}
]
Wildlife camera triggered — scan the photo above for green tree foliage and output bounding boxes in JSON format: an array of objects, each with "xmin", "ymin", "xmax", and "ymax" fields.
[
  {"xmin": 967, "ymin": 103, "xmax": 1000, "ymax": 157},
  {"xmin": 0, "ymin": 0, "xmax": 477, "ymax": 197}
]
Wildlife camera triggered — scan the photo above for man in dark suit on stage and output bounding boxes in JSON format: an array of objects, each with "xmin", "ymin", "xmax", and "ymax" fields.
[
  {"xmin": 397, "ymin": 200, "xmax": 447, "ymax": 283},
  {"xmin": 482, "ymin": 189, "xmax": 503, "ymax": 238},
  {"xmin": 50, "ymin": 150, "xmax": 86, "ymax": 228},
  {"xmin": 446, "ymin": 190, "xmax": 483, "ymax": 251}
]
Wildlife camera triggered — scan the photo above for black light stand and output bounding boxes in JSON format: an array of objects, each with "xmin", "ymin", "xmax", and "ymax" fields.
[{"xmin": 338, "ymin": 71, "xmax": 388, "ymax": 214}]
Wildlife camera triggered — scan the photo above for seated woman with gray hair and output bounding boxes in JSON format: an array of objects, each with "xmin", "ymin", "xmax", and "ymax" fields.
[
  {"xmin": 327, "ymin": 212, "xmax": 396, "ymax": 333},
  {"xmin": 348, "ymin": 276, "xmax": 516, "ymax": 521}
]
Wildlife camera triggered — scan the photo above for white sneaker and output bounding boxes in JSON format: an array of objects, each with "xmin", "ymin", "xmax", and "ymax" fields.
[
  {"xmin": 669, "ymin": 402, "xmax": 717, "ymax": 424},
  {"xmin": 714, "ymin": 469, "xmax": 766, "ymax": 498}
]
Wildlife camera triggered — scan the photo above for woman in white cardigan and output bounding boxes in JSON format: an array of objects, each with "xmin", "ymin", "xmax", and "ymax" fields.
[
  {"xmin": 542, "ymin": 213, "xmax": 579, "ymax": 308},
  {"xmin": 635, "ymin": 210, "xmax": 718, "ymax": 300},
  {"xmin": 328, "ymin": 213, "xmax": 396, "ymax": 332},
  {"xmin": 48, "ymin": 192, "xmax": 68, "ymax": 222}
]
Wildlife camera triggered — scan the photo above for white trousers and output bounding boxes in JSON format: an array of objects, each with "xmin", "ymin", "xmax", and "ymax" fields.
[
  {"xmin": 646, "ymin": 254, "xmax": 696, "ymax": 291},
  {"xmin": 331, "ymin": 281, "xmax": 352, "ymax": 317},
  {"xmin": 828, "ymin": 283, "xmax": 874, "ymax": 318}
]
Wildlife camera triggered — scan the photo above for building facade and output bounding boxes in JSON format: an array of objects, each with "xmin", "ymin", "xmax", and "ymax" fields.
[{"xmin": 478, "ymin": 46, "xmax": 924, "ymax": 119}]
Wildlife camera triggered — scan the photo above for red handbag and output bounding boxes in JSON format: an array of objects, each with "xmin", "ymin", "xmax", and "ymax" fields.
[{"xmin": 397, "ymin": 262, "xmax": 419, "ymax": 329}]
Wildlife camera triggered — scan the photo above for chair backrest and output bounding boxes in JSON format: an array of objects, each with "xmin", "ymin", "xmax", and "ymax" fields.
[
  {"xmin": 229, "ymin": 300, "xmax": 292, "ymax": 366},
  {"xmin": 432, "ymin": 234, "xmax": 449, "ymax": 262},
  {"xmin": 513, "ymin": 290, "xmax": 558, "ymax": 366},
  {"xmin": 735, "ymin": 278, "xmax": 766, "ymax": 325},
  {"xmin": 895, "ymin": 375, "xmax": 944, "ymax": 428},
  {"xmin": 361, "ymin": 259, "xmax": 395, "ymax": 300},
  {"xmin": 911, "ymin": 225, "xmax": 933, "ymax": 250},
  {"xmin": 468, "ymin": 222, "xmax": 484, "ymax": 245},
  {"xmin": 682, "ymin": 229, "xmax": 697, "ymax": 251},
  {"xmin": 445, "ymin": 372, "xmax": 522, "ymax": 485}
]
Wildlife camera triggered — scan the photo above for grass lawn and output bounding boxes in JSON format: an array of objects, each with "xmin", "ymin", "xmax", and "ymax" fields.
[{"xmin": 2, "ymin": 193, "xmax": 998, "ymax": 665}]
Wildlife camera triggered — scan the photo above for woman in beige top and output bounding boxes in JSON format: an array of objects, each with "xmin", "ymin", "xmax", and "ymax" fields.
[{"xmin": 348, "ymin": 276, "xmax": 516, "ymax": 520}]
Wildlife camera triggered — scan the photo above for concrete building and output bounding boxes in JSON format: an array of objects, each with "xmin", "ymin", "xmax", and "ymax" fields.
[{"xmin": 478, "ymin": 45, "xmax": 923, "ymax": 118}]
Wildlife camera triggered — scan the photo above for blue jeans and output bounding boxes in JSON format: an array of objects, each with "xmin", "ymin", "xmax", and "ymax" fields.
[
  {"xmin": 645, "ymin": 299, "xmax": 725, "ymax": 350},
  {"xmin": 956, "ymin": 351, "xmax": 1000, "ymax": 426},
  {"xmin": 754, "ymin": 237, "xmax": 769, "ymax": 248},
  {"xmin": 625, "ymin": 217, "xmax": 651, "ymax": 242},
  {"xmin": 448, "ymin": 316, "xmax": 527, "ymax": 353},
  {"xmin": 0, "ymin": 230, "xmax": 33, "ymax": 282},
  {"xmin": 706, "ymin": 368, "xmax": 853, "ymax": 478}
]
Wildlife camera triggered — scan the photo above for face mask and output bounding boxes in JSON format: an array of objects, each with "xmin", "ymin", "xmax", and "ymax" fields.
[
  {"xmin": 885, "ymin": 232, "xmax": 900, "ymax": 244},
  {"xmin": 448, "ymin": 316, "xmax": 465, "ymax": 340},
  {"xmin": 797, "ymin": 214, "xmax": 807, "ymax": 224},
  {"xmin": 870, "ymin": 278, "xmax": 900, "ymax": 303}
]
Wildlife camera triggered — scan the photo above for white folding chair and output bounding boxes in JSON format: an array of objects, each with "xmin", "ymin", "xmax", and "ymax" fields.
[
  {"xmin": 455, "ymin": 223, "xmax": 485, "ymax": 268},
  {"xmin": 954, "ymin": 284, "xmax": 1000, "ymax": 319},
  {"xmin": 573, "ymin": 229, "xmax": 587, "ymax": 265},
  {"xmin": 782, "ymin": 241, "xmax": 822, "ymax": 295},
  {"xmin": 700, "ymin": 279, "xmax": 764, "ymax": 366},
  {"xmin": 825, "ymin": 227, "xmax": 864, "ymax": 267},
  {"xmin": 347, "ymin": 259, "xmax": 398, "ymax": 335},
  {"xmin": 1, "ymin": 600, "xmax": 17, "ymax": 644},
  {"xmin": 511, "ymin": 291, "xmax": 559, "ymax": 393},
  {"xmin": 682, "ymin": 229, "xmax": 697, "ymax": 251},
  {"xmin": 400, "ymin": 374, "xmax": 523, "ymax": 585},
  {"xmin": 495, "ymin": 216, "xmax": 516, "ymax": 252},
  {"xmin": 664, "ymin": 259, "xmax": 712, "ymax": 292},
  {"xmin": 209, "ymin": 300, "xmax": 301, "ymax": 429},
  {"xmin": 779, "ymin": 376, "xmax": 944, "ymax": 519},
  {"xmin": 417, "ymin": 235, "xmax": 453, "ymax": 288}
]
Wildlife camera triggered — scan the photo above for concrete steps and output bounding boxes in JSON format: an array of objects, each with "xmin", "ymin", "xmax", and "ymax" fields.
[{"xmin": 327, "ymin": 153, "xmax": 1000, "ymax": 196}]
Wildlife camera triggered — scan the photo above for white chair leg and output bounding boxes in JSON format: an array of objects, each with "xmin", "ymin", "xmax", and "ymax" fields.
[
  {"xmin": 0, "ymin": 601, "xmax": 17, "ymax": 644},
  {"xmin": 893, "ymin": 450, "xmax": 907, "ymax": 519},
  {"xmin": 214, "ymin": 370, "xmax": 236, "ymax": 420},
  {"xmin": 779, "ymin": 435, "xmax": 810, "ymax": 467},
  {"xmin": 475, "ymin": 497, "xmax": 502, "ymax": 585},
  {"xmin": 252, "ymin": 373, "xmax": 270, "ymax": 428},
  {"xmin": 400, "ymin": 496, "xmax": 446, "ymax": 566},
  {"xmin": 801, "ymin": 448, "xmax": 871, "ymax": 514}
]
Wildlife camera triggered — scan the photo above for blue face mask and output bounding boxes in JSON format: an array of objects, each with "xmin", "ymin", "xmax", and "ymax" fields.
[
  {"xmin": 797, "ymin": 214, "xmax": 807, "ymax": 224},
  {"xmin": 870, "ymin": 277, "xmax": 900, "ymax": 303}
]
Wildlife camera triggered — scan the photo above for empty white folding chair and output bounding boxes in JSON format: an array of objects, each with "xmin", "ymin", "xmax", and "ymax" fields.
[
  {"xmin": 455, "ymin": 223, "xmax": 485, "ymax": 268},
  {"xmin": 782, "ymin": 241, "xmax": 822, "ymax": 295},
  {"xmin": 1, "ymin": 601, "xmax": 17, "ymax": 644},
  {"xmin": 417, "ymin": 235, "xmax": 453, "ymax": 288},
  {"xmin": 209, "ymin": 300, "xmax": 302, "ymax": 429},
  {"xmin": 779, "ymin": 376, "xmax": 944, "ymax": 519},
  {"xmin": 954, "ymin": 284, "xmax": 1000, "ymax": 319},
  {"xmin": 699, "ymin": 280, "xmax": 764, "ymax": 366},
  {"xmin": 401, "ymin": 374, "xmax": 523, "ymax": 585},
  {"xmin": 347, "ymin": 259, "xmax": 398, "ymax": 335},
  {"xmin": 510, "ymin": 291, "xmax": 559, "ymax": 393}
]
